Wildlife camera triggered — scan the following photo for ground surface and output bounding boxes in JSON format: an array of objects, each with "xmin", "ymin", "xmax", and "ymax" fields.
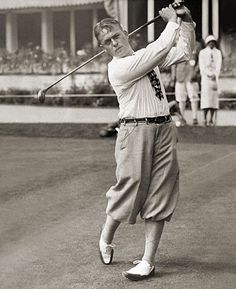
[{"xmin": 0, "ymin": 136, "xmax": 235, "ymax": 289}]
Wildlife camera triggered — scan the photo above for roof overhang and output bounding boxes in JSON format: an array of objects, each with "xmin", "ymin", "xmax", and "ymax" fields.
[{"xmin": 0, "ymin": 0, "xmax": 104, "ymax": 10}]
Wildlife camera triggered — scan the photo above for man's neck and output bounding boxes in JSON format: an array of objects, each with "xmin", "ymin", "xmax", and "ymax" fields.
[{"xmin": 114, "ymin": 49, "xmax": 134, "ymax": 59}]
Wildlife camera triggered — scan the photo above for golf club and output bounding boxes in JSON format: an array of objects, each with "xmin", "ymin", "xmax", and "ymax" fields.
[{"xmin": 37, "ymin": 0, "xmax": 185, "ymax": 103}]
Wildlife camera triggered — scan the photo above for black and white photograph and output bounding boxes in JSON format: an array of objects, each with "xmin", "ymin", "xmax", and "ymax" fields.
[{"xmin": 0, "ymin": 0, "xmax": 235, "ymax": 288}]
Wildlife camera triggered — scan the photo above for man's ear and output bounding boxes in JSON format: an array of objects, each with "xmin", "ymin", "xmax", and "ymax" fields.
[
  {"xmin": 102, "ymin": 47, "xmax": 107, "ymax": 52},
  {"xmin": 123, "ymin": 30, "xmax": 129, "ymax": 37}
]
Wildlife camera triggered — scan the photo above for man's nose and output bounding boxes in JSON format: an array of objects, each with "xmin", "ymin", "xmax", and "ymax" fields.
[{"xmin": 111, "ymin": 38, "xmax": 118, "ymax": 46}]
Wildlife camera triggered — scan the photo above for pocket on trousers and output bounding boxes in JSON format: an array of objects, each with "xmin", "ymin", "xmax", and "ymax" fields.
[
  {"xmin": 171, "ymin": 122, "xmax": 179, "ymax": 144},
  {"xmin": 118, "ymin": 126, "xmax": 135, "ymax": 150}
]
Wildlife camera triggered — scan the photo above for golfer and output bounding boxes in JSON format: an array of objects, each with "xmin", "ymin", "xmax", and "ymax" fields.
[{"xmin": 95, "ymin": 3, "xmax": 195, "ymax": 281}]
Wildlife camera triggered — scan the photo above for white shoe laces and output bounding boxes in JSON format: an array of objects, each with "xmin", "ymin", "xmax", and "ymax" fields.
[
  {"xmin": 126, "ymin": 259, "xmax": 154, "ymax": 275},
  {"xmin": 99, "ymin": 238, "xmax": 115, "ymax": 253},
  {"xmin": 104, "ymin": 243, "xmax": 115, "ymax": 254},
  {"xmin": 133, "ymin": 259, "xmax": 142, "ymax": 265}
]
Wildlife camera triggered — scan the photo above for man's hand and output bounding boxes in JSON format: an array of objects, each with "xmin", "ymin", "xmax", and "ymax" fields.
[
  {"xmin": 175, "ymin": 5, "xmax": 193, "ymax": 23},
  {"xmin": 207, "ymin": 74, "xmax": 216, "ymax": 81},
  {"xmin": 159, "ymin": 5, "xmax": 178, "ymax": 24}
]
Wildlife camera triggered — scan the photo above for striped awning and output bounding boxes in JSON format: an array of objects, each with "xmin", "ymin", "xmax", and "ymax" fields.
[{"xmin": 0, "ymin": 0, "xmax": 104, "ymax": 10}]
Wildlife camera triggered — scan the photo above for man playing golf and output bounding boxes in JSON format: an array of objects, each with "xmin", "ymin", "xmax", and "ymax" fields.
[{"xmin": 94, "ymin": 1, "xmax": 195, "ymax": 281}]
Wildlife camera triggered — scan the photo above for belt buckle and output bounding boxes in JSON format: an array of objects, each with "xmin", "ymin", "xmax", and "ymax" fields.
[{"xmin": 165, "ymin": 115, "xmax": 170, "ymax": 122}]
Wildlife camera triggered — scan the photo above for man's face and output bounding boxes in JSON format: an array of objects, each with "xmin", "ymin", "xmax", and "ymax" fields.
[{"xmin": 98, "ymin": 24, "xmax": 133, "ymax": 58}]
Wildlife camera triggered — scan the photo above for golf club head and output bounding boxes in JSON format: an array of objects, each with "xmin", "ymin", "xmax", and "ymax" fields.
[{"xmin": 37, "ymin": 89, "xmax": 47, "ymax": 104}]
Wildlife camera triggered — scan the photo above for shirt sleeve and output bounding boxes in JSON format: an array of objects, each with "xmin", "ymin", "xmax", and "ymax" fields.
[
  {"xmin": 159, "ymin": 21, "xmax": 196, "ymax": 69},
  {"xmin": 109, "ymin": 21, "xmax": 179, "ymax": 86}
]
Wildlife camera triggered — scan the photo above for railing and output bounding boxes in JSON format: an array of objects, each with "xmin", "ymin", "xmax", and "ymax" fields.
[{"xmin": 0, "ymin": 93, "xmax": 235, "ymax": 102}]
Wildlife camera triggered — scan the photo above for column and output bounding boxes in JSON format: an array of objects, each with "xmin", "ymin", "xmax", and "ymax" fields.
[
  {"xmin": 202, "ymin": 0, "xmax": 209, "ymax": 40},
  {"xmin": 41, "ymin": 10, "xmax": 53, "ymax": 53},
  {"xmin": 70, "ymin": 10, "xmax": 76, "ymax": 55},
  {"xmin": 6, "ymin": 13, "xmax": 18, "ymax": 52},
  {"xmin": 147, "ymin": 0, "xmax": 154, "ymax": 43},
  {"xmin": 212, "ymin": 0, "xmax": 219, "ymax": 39},
  {"xmin": 119, "ymin": 0, "xmax": 128, "ymax": 30},
  {"xmin": 92, "ymin": 9, "xmax": 98, "ymax": 48}
]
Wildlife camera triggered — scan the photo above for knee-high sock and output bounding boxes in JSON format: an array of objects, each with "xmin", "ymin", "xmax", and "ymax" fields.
[
  {"xmin": 142, "ymin": 220, "xmax": 164, "ymax": 266},
  {"xmin": 178, "ymin": 101, "xmax": 186, "ymax": 118},
  {"xmin": 101, "ymin": 215, "xmax": 120, "ymax": 244},
  {"xmin": 191, "ymin": 100, "xmax": 198, "ymax": 119}
]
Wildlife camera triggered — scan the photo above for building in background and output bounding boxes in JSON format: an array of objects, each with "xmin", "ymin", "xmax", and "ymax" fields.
[
  {"xmin": 0, "ymin": 0, "xmax": 235, "ymax": 75},
  {"xmin": 0, "ymin": 0, "xmax": 109, "ymax": 55}
]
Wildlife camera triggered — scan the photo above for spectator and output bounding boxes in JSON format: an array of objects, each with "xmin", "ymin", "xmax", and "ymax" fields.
[
  {"xmin": 171, "ymin": 40, "xmax": 201, "ymax": 125},
  {"xmin": 199, "ymin": 35, "xmax": 222, "ymax": 126}
]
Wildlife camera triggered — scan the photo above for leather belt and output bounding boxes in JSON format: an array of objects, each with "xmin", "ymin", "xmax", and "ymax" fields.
[{"xmin": 119, "ymin": 115, "xmax": 171, "ymax": 125}]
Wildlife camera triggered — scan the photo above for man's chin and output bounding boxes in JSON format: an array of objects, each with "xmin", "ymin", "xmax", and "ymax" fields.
[
  {"xmin": 115, "ymin": 47, "xmax": 122, "ymax": 55},
  {"xmin": 116, "ymin": 49, "xmax": 130, "ymax": 58}
]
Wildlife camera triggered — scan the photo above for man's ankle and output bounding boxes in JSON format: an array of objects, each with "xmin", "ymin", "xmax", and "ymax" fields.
[
  {"xmin": 142, "ymin": 258, "xmax": 154, "ymax": 267},
  {"xmin": 100, "ymin": 231, "xmax": 113, "ymax": 245}
]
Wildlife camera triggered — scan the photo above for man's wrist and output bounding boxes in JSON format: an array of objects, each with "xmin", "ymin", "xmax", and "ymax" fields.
[
  {"xmin": 168, "ymin": 19, "xmax": 178, "ymax": 25},
  {"xmin": 168, "ymin": 15, "xmax": 178, "ymax": 24}
]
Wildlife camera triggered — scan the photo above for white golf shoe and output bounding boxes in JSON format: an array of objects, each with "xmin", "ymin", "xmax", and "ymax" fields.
[
  {"xmin": 122, "ymin": 260, "xmax": 155, "ymax": 281},
  {"xmin": 99, "ymin": 238, "xmax": 114, "ymax": 265}
]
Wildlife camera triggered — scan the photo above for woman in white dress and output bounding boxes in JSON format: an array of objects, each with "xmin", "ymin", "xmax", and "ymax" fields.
[{"xmin": 199, "ymin": 35, "xmax": 222, "ymax": 126}]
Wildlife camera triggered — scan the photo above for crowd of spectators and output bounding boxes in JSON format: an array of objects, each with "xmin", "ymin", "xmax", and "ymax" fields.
[
  {"xmin": 0, "ymin": 42, "xmax": 108, "ymax": 75},
  {"xmin": 0, "ymin": 39, "xmax": 235, "ymax": 76}
]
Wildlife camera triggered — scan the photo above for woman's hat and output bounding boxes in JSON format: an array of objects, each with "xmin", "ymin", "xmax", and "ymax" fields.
[{"xmin": 205, "ymin": 35, "xmax": 217, "ymax": 45}]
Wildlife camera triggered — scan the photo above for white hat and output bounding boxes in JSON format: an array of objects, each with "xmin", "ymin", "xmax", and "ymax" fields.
[{"xmin": 205, "ymin": 35, "xmax": 217, "ymax": 45}]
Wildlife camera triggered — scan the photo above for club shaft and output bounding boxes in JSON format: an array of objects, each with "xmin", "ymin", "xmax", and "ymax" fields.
[
  {"xmin": 46, "ymin": 50, "xmax": 105, "ymax": 91},
  {"xmin": 128, "ymin": 15, "xmax": 161, "ymax": 37}
]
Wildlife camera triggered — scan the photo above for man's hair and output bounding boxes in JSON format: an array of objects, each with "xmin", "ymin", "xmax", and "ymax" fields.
[{"xmin": 94, "ymin": 18, "xmax": 124, "ymax": 44}]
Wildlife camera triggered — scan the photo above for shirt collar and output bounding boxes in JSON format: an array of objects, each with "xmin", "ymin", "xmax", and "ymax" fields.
[{"xmin": 206, "ymin": 46, "xmax": 216, "ymax": 52}]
